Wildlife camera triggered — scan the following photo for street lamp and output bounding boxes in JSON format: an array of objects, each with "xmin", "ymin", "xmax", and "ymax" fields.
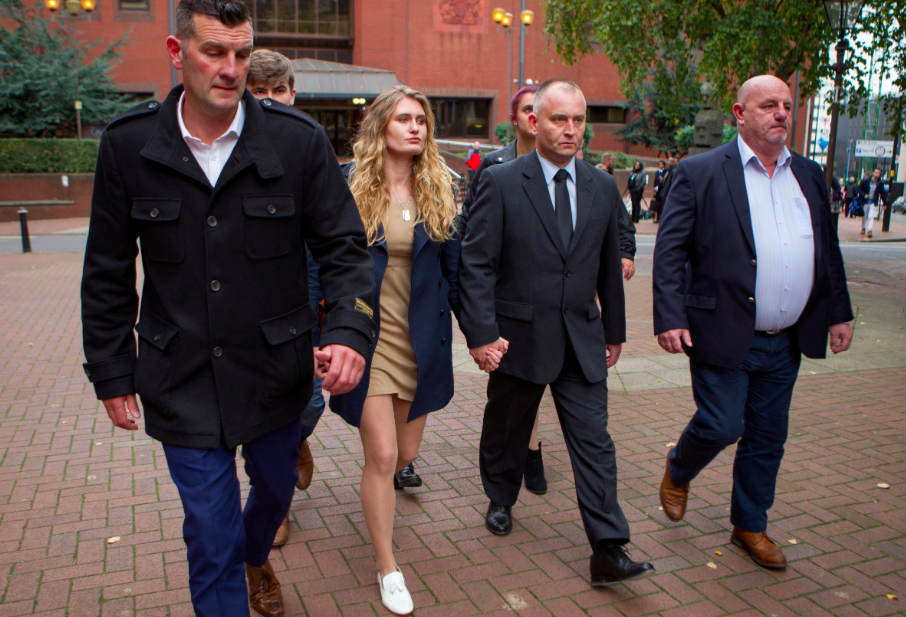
[
  {"xmin": 821, "ymin": 0, "xmax": 866, "ymax": 210},
  {"xmin": 493, "ymin": 9, "xmax": 516, "ymax": 143},
  {"xmin": 45, "ymin": 0, "xmax": 95, "ymax": 139}
]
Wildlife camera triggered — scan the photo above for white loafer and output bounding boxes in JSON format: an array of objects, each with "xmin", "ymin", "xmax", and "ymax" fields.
[{"xmin": 377, "ymin": 567, "xmax": 413, "ymax": 615}]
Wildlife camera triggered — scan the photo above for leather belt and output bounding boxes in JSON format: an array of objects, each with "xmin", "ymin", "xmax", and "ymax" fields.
[{"xmin": 755, "ymin": 328, "xmax": 787, "ymax": 337}]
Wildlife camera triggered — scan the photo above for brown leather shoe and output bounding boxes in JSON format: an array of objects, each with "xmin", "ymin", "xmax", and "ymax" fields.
[
  {"xmin": 296, "ymin": 440, "xmax": 314, "ymax": 490},
  {"xmin": 659, "ymin": 457, "xmax": 689, "ymax": 521},
  {"xmin": 731, "ymin": 527, "xmax": 787, "ymax": 569},
  {"xmin": 245, "ymin": 560, "xmax": 285, "ymax": 616},
  {"xmin": 272, "ymin": 515, "xmax": 289, "ymax": 547}
]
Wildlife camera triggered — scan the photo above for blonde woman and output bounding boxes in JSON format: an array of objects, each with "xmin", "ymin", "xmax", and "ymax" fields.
[{"xmin": 328, "ymin": 86, "xmax": 504, "ymax": 615}]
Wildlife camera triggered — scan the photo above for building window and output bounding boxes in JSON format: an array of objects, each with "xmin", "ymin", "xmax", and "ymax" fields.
[
  {"xmin": 430, "ymin": 98, "xmax": 490, "ymax": 138},
  {"xmin": 119, "ymin": 0, "xmax": 148, "ymax": 9},
  {"xmin": 588, "ymin": 106, "xmax": 626, "ymax": 124},
  {"xmin": 254, "ymin": 0, "xmax": 351, "ymax": 36}
]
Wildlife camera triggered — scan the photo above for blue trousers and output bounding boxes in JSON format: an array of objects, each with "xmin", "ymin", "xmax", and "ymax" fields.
[
  {"xmin": 162, "ymin": 417, "xmax": 302, "ymax": 617},
  {"xmin": 300, "ymin": 375, "xmax": 325, "ymax": 442},
  {"xmin": 669, "ymin": 331, "xmax": 800, "ymax": 532}
]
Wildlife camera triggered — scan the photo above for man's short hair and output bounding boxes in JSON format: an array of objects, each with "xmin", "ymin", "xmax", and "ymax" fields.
[
  {"xmin": 533, "ymin": 79, "xmax": 582, "ymax": 116},
  {"xmin": 175, "ymin": 0, "xmax": 252, "ymax": 42},
  {"xmin": 248, "ymin": 49, "xmax": 295, "ymax": 90}
]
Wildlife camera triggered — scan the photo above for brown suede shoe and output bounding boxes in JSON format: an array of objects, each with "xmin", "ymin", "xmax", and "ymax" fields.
[
  {"xmin": 245, "ymin": 560, "xmax": 285, "ymax": 616},
  {"xmin": 272, "ymin": 515, "xmax": 289, "ymax": 548},
  {"xmin": 731, "ymin": 527, "xmax": 787, "ymax": 569},
  {"xmin": 659, "ymin": 457, "xmax": 689, "ymax": 521},
  {"xmin": 296, "ymin": 440, "xmax": 314, "ymax": 490}
]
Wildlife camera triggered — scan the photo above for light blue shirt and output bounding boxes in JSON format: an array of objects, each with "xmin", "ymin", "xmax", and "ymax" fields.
[
  {"xmin": 536, "ymin": 150, "xmax": 577, "ymax": 230},
  {"xmin": 738, "ymin": 137, "xmax": 815, "ymax": 332}
]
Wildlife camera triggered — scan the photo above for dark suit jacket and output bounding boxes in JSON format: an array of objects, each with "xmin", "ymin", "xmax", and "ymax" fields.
[
  {"xmin": 858, "ymin": 177, "xmax": 888, "ymax": 206},
  {"xmin": 462, "ymin": 140, "xmax": 637, "ymax": 260},
  {"xmin": 81, "ymin": 86, "xmax": 376, "ymax": 449},
  {"xmin": 459, "ymin": 152, "xmax": 626, "ymax": 385},
  {"xmin": 653, "ymin": 138, "xmax": 853, "ymax": 368}
]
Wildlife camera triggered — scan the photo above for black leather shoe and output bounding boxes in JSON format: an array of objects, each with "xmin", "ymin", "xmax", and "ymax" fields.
[
  {"xmin": 590, "ymin": 543, "xmax": 655, "ymax": 587},
  {"xmin": 393, "ymin": 462, "xmax": 422, "ymax": 489},
  {"xmin": 485, "ymin": 502, "xmax": 513, "ymax": 535},
  {"xmin": 524, "ymin": 443, "xmax": 547, "ymax": 495}
]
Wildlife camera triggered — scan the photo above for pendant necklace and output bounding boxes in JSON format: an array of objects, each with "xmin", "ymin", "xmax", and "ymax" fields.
[{"xmin": 389, "ymin": 187, "xmax": 412, "ymax": 222}]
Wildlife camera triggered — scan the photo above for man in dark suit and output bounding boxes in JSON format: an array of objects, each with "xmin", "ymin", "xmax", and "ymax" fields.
[
  {"xmin": 858, "ymin": 167, "xmax": 888, "ymax": 238},
  {"xmin": 653, "ymin": 75, "xmax": 853, "ymax": 569},
  {"xmin": 649, "ymin": 156, "xmax": 676, "ymax": 223},
  {"xmin": 80, "ymin": 1, "xmax": 375, "ymax": 615},
  {"xmin": 460, "ymin": 79, "xmax": 654, "ymax": 586}
]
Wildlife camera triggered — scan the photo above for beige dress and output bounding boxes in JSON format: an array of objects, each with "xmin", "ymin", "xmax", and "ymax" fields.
[{"xmin": 367, "ymin": 200, "xmax": 418, "ymax": 401}]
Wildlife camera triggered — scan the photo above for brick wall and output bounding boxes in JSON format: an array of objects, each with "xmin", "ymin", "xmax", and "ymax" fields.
[{"xmin": 0, "ymin": 174, "xmax": 93, "ymax": 222}]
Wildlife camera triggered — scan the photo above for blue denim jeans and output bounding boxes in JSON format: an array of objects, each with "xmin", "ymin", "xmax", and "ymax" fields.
[{"xmin": 669, "ymin": 330, "xmax": 801, "ymax": 532}]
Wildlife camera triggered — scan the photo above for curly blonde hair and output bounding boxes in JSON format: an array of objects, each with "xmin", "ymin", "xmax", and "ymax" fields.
[{"xmin": 348, "ymin": 85, "xmax": 457, "ymax": 245}]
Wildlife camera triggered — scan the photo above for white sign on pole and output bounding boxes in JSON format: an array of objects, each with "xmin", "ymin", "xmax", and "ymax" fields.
[{"xmin": 854, "ymin": 140, "xmax": 894, "ymax": 158}]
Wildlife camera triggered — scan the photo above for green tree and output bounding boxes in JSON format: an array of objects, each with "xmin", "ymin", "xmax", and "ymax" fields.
[
  {"xmin": 543, "ymin": 0, "xmax": 906, "ymax": 136},
  {"xmin": 0, "ymin": 0, "xmax": 132, "ymax": 137}
]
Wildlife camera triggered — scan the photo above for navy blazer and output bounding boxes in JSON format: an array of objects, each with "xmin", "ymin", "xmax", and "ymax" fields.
[
  {"xmin": 653, "ymin": 138, "xmax": 853, "ymax": 368},
  {"xmin": 329, "ymin": 220, "xmax": 462, "ymax": 427}
]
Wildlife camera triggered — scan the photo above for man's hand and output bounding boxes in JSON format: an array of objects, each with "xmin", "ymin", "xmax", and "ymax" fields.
[
  {"xmin": 315, "ymin": 344, "xmax": 366, "ymax": 395},
  {"xmin": 657, "ymin": 328, "xmax": 692, "ymax": 354},
  {"xmin": 606, "ymin": 343, "xmax": 622, "ymax": 368},
  {"xmin": 312, "ymin": 347, "xmax": 328, "ymax": 379},
  {"xmin": 102, "ymin": 394, "xmax": 142, "ymax": 431},
  {"xmin": 829, "ymin": 322, "xmax": 853, "ymax": 354},
  {"xmin": 621, "ymin": 258, "xmax": 635, "ymax": 281},
  {"xmin": 469, "ymin": 338, "xmax": 509, "ymax": 371}
]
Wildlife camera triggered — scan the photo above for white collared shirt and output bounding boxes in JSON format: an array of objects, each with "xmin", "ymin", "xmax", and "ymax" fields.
[
  {"xmin": 177, "ymin": 93, "xmax": 245, "ymax": 186},
  {"xmin": 536, "ymin": 150, "xmax": 577, "ymax": 230},
  {"xmin": 738, "ymin": 136, "xmax": 815, "ymax": 331}
]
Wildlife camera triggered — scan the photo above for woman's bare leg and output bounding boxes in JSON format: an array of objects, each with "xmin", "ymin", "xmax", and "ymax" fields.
[{"xmin": 359, "ymin": 395, "xmax": 400, "ymax": 578}]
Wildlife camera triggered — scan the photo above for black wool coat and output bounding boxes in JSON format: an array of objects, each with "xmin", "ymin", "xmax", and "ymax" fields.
[
  {"xmin": 459, "ymin": 152, "xmax": 627, "ymax": 385},
  {"xmin": 81, "ymin": 86, "xmax": 376, "ymax": 449}
]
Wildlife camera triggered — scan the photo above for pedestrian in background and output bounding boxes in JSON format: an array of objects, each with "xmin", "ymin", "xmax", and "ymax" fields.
[
  {"xmin": 653, "ymin": 160, "xmax": 666, "ymax": 194},
  {"xmin": 654, "ymin": 75, "xmax": 852, "ymax": 570},
  {"xmin": 859, "ymin": 168, "xmax": 887, "ymax": 239},
  {"xmin": 627, "ymin": 160, "xmax": 647, "ymax": 223},
  {"xmin": 80, "ymin": 2, "xmax": 376, "ymax": 615},
  {"xmin": 600, "ymin": 152, "xmax": 638, "ymax": 281},
  {"xmin": 466, "ymin": 141, "xmax": 482, "ymax": 182},
  {"xmin": 329, "ymin": 85, "xmax": 503, "ymax": 616},
  {"xmin": 648, "ymin": 157, "xmax": 676, "ymax": 224},
  {"xmin": 844, "ymin": 176, "xmax": 857, "ymax": 218}
]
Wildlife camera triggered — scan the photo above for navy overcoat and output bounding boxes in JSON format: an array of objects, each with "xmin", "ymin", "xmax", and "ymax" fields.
[{"xmin": 329, "ymin": 220, "xmax": 462, "ymax": 427}]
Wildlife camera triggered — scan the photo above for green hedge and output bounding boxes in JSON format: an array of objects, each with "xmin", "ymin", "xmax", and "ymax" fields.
[{"xmin": 0, "ymin": 138, "xmax": 100, "ymax": 173}]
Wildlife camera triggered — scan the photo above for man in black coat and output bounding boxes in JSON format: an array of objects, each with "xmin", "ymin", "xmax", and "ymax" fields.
[
  {"xmin": 654, "ymin": 76, "xmax": 852, "ymax": 569},
  {"xmin": 648, "ymin": 156, "xmax": 676, "ymax": 222},
  {"xmin": 459, "ymin": 79, "xmax": 654, "ymax": 587},
  {"xmin": 80, "ymin": 1, "xmax": 375, "ymax": 615},
  {"xmin": 858, "ymin": 167, "xmax": 888, "ymax": 238}
]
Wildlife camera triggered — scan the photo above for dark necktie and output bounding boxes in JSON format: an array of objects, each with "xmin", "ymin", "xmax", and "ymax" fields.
[{"xmin": 554, "ymin": 168, "xmax": 573, "ymax": 250}]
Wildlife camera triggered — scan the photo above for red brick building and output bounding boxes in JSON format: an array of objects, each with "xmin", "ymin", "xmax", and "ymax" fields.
[{"xmin": 22, "ymin": 0, "xmax": 809, "ymax": 156}]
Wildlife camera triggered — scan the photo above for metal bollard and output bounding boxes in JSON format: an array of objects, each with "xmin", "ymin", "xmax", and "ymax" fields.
[{"xmin": 18, "ymin": 207, "xmax": 31, "ymax": 253}]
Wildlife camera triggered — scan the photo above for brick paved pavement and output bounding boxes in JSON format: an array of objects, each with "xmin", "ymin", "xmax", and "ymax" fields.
[{"xmin": 1, "ymin": 252, "xmax": 905, "ymax": 616}]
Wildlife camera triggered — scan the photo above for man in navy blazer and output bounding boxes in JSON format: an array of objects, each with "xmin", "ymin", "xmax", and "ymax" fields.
[{"xmin": 653, "ymin": 76, "xmax": 853, "ymax": 569}]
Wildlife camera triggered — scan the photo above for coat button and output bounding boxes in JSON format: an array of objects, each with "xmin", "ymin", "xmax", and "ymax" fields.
[
  {"xmin": 748, "ymin": 297, "xmax": 755, "ymax": 303},
  {"xmin": 210, "ymin": 280, "xmax": 221, "ymax": 291},
  {"xmin": 207, "ymin": 216, "xmax": 218, "ymax": 227},
  {"xmin": 440, "ymin": 309, "xmax": 445, "ymax": 316},
  {"xmin": 149, "ymin": 208, "xmax": 159, "ymax": 218},
  {"xmin": 263, "ymin": 99, "xmax": 272, "ymax": 106},
  {"xmin": 212, "ymin": 346, "xmax": 223, "ymax": 357},
  {"xmin": 183, "ymin": 157, "xmax": 189, "ymax": 162},
  {"xmin": 148, "ymin": 102, "xmax": 158, "ymax": 109},
  {"xmin": 289, "ymin": 327, "xmax": 296, "ymax": 335},
  {"xmin": 438, "ymin": 280, "xmax": 442, "ymax": 288},
  {"xmin": 154, "ymin": 334, "xmax": 161, "ymax": 341},
  {"xmin": 441, "ymin": 338, "xmax": 447, "ymax": 345},
  {"xmin": 267, "ymin": 205, "xmax": 277, "ymax": 214},
  {"xmin": 563, "ymin": 308, "xmax": 569, "ymax": 314},
  {"xmin": 751, "ymin": 259, "xmax": 757, "ymax": 266},
  {"xmin": 566, "ymin": 271, "xmax": 572, "ymax": 278}
]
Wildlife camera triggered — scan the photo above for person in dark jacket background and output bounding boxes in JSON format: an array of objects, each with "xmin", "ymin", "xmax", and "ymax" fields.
[
  {"xmin": 79, "ymin": 2, "xmax": 376, "ymax": 615},
  {"xmin": 627, "ymin": 160, "xmax": 647, "ymax": 222},
  {"xmin": 328, "ymin": 85, "xmax": 502, "ymax": 616},
  {"xmin": 648, "ymin": 157, "xmax": 676, "ymax": 223}
]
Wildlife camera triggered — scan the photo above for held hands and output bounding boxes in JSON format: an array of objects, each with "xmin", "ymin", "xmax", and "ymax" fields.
[
  {"xmin": 657, "ymin": 328, "xmax": 692, "ymax": 354},
  {"xmin": 469, "ymin": 337, "xmax": 510, "ymax": 373},
  {"xmin": 829, "ymin": 322, "xmax": 853, "ymax": 354},
  {"xmin": 314, "ymin": 344, "xmax": 366, "ymax": 395},
  {"xmin": 102, "ymin": 394, "xmax": 142, "ymax": 431}
]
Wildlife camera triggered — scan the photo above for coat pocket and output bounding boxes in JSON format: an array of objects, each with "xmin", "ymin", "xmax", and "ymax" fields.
[
  {"xmin": 134, "ymin": 312, "xmax": 180, "ymax": 413},
  {"xmin": 495, "ymin": 299, "xmax": 533, "ymax": 321},
  {"xmin": 259, "ymin": 305, "xmax": 318, "ymax": 402},
  {"xmin": 131, "ymin": 199, "xmax": 184, "ymax": 263},
  {"xmin": 244, "ymin": 195, "xmax": 295, "ymax": 260},
  {"xmin": 684, "ymin": 294, "xmax": 717, "ymax": 310},
  {"xmin": 587, "ymin": 302, "xmax": 601, "ymax": 320}
]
